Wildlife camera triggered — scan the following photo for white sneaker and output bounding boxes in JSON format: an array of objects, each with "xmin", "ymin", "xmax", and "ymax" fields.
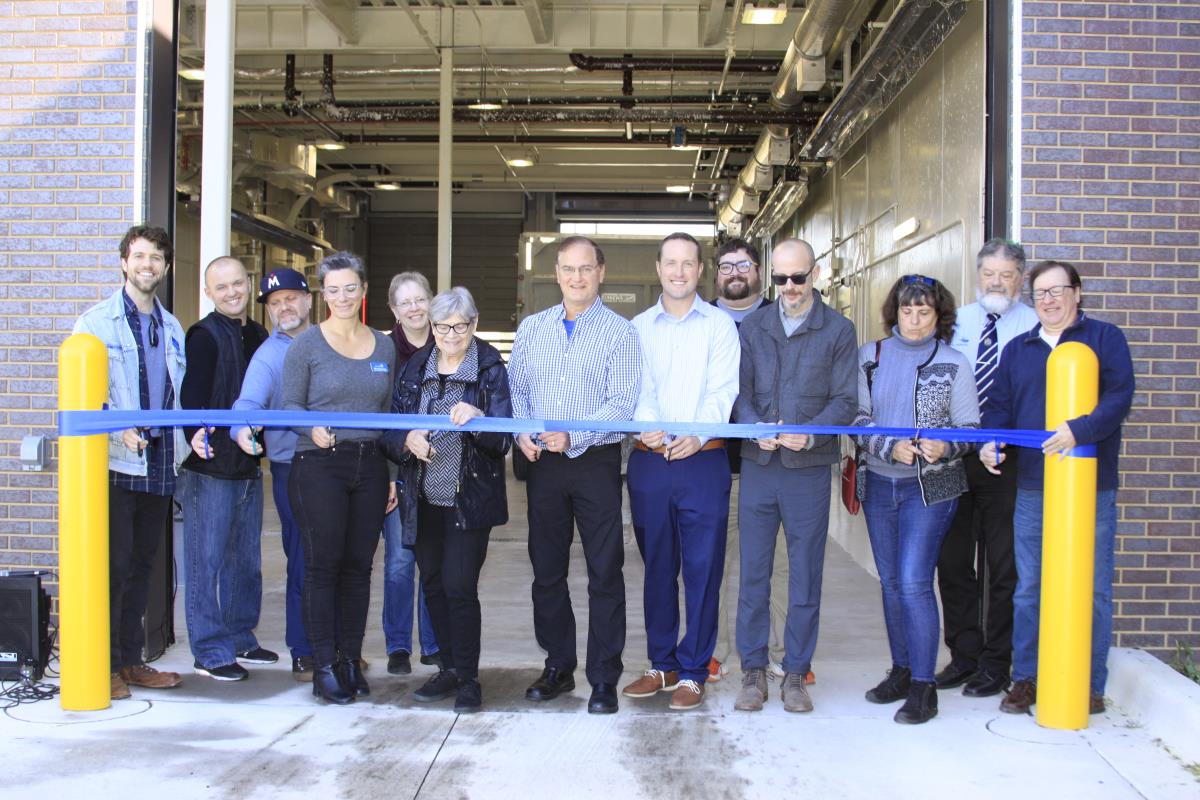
[{"xmin": 768, "ymin": 662, "xmax": 785, "ymax": 679}]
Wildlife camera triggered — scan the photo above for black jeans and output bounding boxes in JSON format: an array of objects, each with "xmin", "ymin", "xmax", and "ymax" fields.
[
  {"xmin": 526, "ymin": 444, "xmax": 625, "ymax": 686},
  {"xmin": 289, "ymin": 442, "xmax": 389, "ymax": 666},
  {"xmin": 415, "ymin": 500, "xmax": 490, "ymax": 680},
  {"xmin": 108, "ymin": 484, "xmax": 172, "ymax": 671},
  {"xmin": 936, "ymin": 454, "xmax": 1019, "ymax": 673}
]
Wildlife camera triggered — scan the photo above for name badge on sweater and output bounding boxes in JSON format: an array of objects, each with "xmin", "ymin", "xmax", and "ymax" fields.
[{"xmin": 370, "ymin": 361, "xmax": 389, "ymax": 373}]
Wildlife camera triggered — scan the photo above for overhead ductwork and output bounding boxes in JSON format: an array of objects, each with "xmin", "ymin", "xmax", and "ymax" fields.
[{"xmin": 718, "ymin": 0, "xmax": 851, "ymax": 233}]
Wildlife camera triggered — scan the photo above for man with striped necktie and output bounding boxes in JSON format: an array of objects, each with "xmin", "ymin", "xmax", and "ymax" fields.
[{"xmin": 935, "ymin": 239, "xmax": 1039, "ymax": 698}]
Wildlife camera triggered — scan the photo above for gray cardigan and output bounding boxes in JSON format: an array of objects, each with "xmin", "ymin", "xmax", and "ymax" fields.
[
  {"xmin": 852, "ymin": 333, "xmax": 981, "ymax": 506},
  {"xmin": 734, "ymin": 293, "xmax": 858, "ymax": 469}
]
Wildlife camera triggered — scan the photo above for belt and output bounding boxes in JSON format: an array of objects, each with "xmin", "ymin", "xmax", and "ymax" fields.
[{"xmin": 634, "ymin": 438, "xmax": 725, "ymax": 455}]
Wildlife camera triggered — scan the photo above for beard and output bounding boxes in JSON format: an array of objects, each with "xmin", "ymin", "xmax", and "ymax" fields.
[
  {"xmin": 720, "ymin": 278, "xmax": 752, "ymax": 301},
  {"xmin": 978, "ymin": 289, "xmax": 1014, "ymax": 315},
  {"xmin": 276, "ymin": 313, "xmax": 303, "ymax": 332}
]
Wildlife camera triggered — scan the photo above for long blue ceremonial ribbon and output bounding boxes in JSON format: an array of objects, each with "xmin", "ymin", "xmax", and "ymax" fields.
[{"xmin": 57, "ymin": 408, "xmax": 1052, "ymax": 449}]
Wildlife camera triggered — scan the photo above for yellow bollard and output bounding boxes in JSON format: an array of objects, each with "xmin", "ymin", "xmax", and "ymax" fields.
[
  {"xmin": 1037, "ymin": 341, "xmax": 1099, "ymax": 730},
  {"xmin": 58, "ymin": 333, "xmax": 111, "ymax": 711}
]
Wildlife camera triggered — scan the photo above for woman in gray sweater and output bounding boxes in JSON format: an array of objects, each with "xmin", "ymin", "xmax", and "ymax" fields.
[
  {"xmin": 852, "ymin": 275, "xmax": 980, "ymax": 725},
  {"xmin": 282, "ymin": 251, "xmax": 396, "ymax": 704}
]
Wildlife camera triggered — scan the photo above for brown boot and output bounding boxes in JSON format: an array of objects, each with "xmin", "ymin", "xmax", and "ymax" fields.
[
  {"xmin": 111, "ymin": 672, "xmax": 131, "ymax": 700},
  {"xmin": 120, "ymin": 663, "xmax": 183, "ymax": 689},
  {"xmin": 1000, "ymin": 678, "xmax": 1036, "ymax": 714}
]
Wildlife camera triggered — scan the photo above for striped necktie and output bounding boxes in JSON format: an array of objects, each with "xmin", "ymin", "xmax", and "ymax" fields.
[{"xmin": 975, "ymin": 312, "xmax": 1000, "ymax": 408}]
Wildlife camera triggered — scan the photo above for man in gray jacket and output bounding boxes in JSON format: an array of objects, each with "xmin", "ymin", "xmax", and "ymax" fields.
[{"xmin": 733, "ymin": 238, "xmax": 857, "ymax": 713}]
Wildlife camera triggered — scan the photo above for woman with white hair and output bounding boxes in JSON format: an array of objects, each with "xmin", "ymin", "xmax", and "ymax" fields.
[{"xmin": 382, "ymin": 287, "xmax": 512, "ymax": 713}]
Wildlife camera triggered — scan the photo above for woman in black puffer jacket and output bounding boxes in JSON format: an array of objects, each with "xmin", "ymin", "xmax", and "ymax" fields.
[{"xmin": 381, "ymin": 286, "xmax": 511, "ymax": 713}]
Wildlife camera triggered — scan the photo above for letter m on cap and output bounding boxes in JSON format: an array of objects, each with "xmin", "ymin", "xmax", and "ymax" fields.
[{"xmin": 267, "ymin": 273, "xmax": 280, "ymax": 289}]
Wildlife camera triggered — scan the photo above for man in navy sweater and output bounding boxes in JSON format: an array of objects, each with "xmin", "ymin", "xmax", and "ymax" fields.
[{"xmin": 980, "ymin": 260, "xmax": 1134, "ymax": 716}]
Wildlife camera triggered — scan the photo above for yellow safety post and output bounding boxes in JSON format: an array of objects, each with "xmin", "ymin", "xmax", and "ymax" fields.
[
  {"xmin": 1037, "ymin": 341, "xmax": 1099, "ymax": 730},
  {"xmin": 58, "ymin": 333, "xmax": 110, "ymax": 711}
]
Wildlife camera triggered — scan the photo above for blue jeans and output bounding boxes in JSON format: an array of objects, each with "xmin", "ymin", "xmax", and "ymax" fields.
[
  {"xmin": 862, "ymin": 472, "xmax": 958, "ymax": 683},
  {"xmin": 270, "ymin": 461, "xmax": 311, "ymax": 659},
  {"xmin": 382, "ymin": 503, "xmax": 438, "ymax": 657},
  {"xmin": 179, "ymin": 469, "xmax": 264, "ymax": 668},
  {"xmin": 1012, "ymin": 488, "xmax": 1117, "ymax": 693}
]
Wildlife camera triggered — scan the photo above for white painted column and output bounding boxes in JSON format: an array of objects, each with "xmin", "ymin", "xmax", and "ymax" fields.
[
  {"xmin": 437, "ymin": 42, "xmax": 453, "ymax": 292},
  {"xmin": 198, "ymin": 0, "xmax": 235, "ymax": 316}
]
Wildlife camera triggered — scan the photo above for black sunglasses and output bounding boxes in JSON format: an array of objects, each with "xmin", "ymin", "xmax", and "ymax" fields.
[
  {"xmin": 902, "ymin": 274, "xmax": 937, "ymax": 288},
  {"xmin": 770, "ymin": 269, "xmax": 814, "ymax": 287}
]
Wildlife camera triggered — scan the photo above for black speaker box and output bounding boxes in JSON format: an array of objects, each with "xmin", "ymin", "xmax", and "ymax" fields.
[{"xmin": 0, "ymin": 572, "xmax": 51, "ymax": 681}]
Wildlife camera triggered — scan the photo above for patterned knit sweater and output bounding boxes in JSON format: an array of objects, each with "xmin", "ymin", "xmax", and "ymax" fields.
[{"xmin": 852, "ymin": 329, "xmax": 981, "ymax": 506}]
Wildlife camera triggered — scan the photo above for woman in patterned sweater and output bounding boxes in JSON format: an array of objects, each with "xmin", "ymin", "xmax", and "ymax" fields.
[
  {"xmin": 382, "ymin": 287, "xmax": 512, "ymax": 714},
  {"xmin": 853, "ymin": 275, "xmax": 981, "ymax": 724}
]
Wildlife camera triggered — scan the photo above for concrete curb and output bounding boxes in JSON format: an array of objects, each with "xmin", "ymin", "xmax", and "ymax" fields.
[{"xmin": 1106, "ymin": 646, "xmax": 1200, "ymax": 765}]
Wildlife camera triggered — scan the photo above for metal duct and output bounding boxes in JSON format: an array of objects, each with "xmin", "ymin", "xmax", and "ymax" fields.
[
  {"xmin": 182, "ymin": 94, "xmax": 776, "ymax": 111},
  {"xmin": 801, "ymin": 0, "xmax": 971, "ymax": 159},
  {"xmin": 719, "ymin": 0, "xmax": 851, "ymax": 232}
]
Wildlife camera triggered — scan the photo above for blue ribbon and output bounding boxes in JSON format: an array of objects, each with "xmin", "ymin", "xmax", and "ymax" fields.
[{"xmin": 57, "ymin": 408, "xmax": 1054, "ymax": 449}]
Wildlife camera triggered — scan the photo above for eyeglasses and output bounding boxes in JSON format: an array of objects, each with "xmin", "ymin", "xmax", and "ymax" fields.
[
  {"xmin": 558, "ymin": 264, "xmax": 599, "ymax": 276},
  {"xmin": 432, "ymin": 321, "xmax": 473, "ymax": 335},
  {"xmin": 393, "ymin": 298, "xmax": 429, "ymax": 310},
  {"xmin": 902, "ymin": 274, "xmax": 937, "ymax": 288},
  {"xmin": 770, "ymin": 269, "xmax": 814, "ymax": 287},
  {"xmin": 717, "ymin": 260, "xmax": 756, "ymax": 275},
  {"xmin": 1032, "ymin": 284, "xmax": 1074, "ymax": 301},
  {"xmin": 323, "ymin": 283, "xmax": 362, "ymax": 298}
]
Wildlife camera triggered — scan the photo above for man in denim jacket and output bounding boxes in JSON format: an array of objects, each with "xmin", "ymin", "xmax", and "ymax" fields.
[{"xmin": 72, "ymin": 225, "xmax": 189, "ymax": 700}]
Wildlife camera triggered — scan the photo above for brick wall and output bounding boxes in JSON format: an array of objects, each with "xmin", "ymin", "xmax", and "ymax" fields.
[
  {"xmin": 0, "ymin": 0, "xmax": 137, "ymax": 609},
  {"xmin": 1020, "ymin": 1, "xmax": 1200, "ymax": 659}
]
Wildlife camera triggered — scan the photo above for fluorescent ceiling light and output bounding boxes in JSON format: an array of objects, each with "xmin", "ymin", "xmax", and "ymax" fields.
[
  {"xmin": 375, "ymin": 182, "xmax": 400, "ymax": 191},
  {"xmin": 506, "ymin": 153, "xmax": 536, "ymax": 168},
  {"xmin": 315, "ymin": 141, "xmax": 346, "ymax": 151},
  {"xmin": 469, "ymin": 100, "xmax": 503, "ymax": 111},
  {"xmin": 665, "ymin": 185, "xmax": 691, "ymax": 194},
  {"xmin": 179, "ymin": 68, "xmax": 206, "ymax": 81},
  {"xmin": 537, "ymin": 235, "xmax": 557, "ymax": 243},
  {"xmin": 893, "ymin": 216, "xmax": 921, "ymax": 242},
  {"xmin": 741, "ymin": 3, "xmax": 788, "ymax": 25}
]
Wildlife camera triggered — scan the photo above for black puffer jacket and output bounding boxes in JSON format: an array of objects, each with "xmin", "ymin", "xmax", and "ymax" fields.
[{"xmin": 381, "ymin": 338, "xmax": 512, "ymax": 542}]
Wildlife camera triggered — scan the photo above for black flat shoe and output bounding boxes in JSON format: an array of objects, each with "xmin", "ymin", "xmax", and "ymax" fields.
[
  {"xmin": 338, "ymin": 656, "xmax": 370, "ymax": 697},
  {"xmin": 933, "ymin": 660, "xmax": 976, "ymax": 690},
  {"xmin": 312, "ymin": 664, "xmax": 354, "ymax": 705},
  {"xmin": 963, "ymin": 669, "xmax": 1011, "ymax": 698},
  {"xmin": 455, "ymin": 679, "xmax": 483, "ymax": 713},
  {"xmin": 525, "ymin": 667, "xmax": 575, "ymax": 701},
  {"xmin": 387, "ymin": 651, "xmax": 412, "ymax": 676},
  {"xmin": 588, "ymin": 683, "xmax": 618, "ymax": 714},
  {"xmin": 414, "ymin": 669, "xmax": 459, "ymax": 703}
]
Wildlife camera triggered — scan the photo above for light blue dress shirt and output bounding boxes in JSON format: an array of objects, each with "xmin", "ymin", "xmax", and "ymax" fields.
[{"xmin": 951, "ymin": 300, "xmax": 1040, "ymax": 366}]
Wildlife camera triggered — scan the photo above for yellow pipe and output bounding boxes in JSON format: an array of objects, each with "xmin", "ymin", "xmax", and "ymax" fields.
[
  {"xmin": 1037, "ymin": 341, "xmax": 1099, "ymax": 730},
  {"xmin": 58, "ymin": 333, "xmax": 111, "ymax": 711}
]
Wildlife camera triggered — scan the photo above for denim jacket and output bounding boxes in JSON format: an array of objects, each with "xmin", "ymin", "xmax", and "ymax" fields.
[{"xmin": 72, "ymin": 288, "xmax": 189, "ymax": 476}]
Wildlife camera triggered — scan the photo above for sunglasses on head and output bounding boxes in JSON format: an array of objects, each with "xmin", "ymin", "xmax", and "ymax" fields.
[
  {"xmin": 902, "ymin": 274, "xmax": 937, "ymax": 288},
  {"xmin": 770, "ymin": 269, "xmax": 814, "ymax": 287}
]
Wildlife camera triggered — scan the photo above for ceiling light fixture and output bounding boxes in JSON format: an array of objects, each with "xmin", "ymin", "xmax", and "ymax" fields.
[
  {"xmin": 665, "ymin": 185, "xmax": 691, "ymax": 194},
  {"xmin": 468, "ymin": 62, "xmax": 502, "ymax": 111},
  {"xmin": 179, "ymin": 67, "xmax": 206, "ymax": 81},
  {"xmin": 375, "ymin": 182, "xmax": 401, "ymax": 191},
  {"xmin": 505, "ymin": 151, "xmax": 536, "ymax": 168},
  {"xmin": 741, "ymin": 3, "xmax": 788, "ymax": 25},
  {"xmin": 315, "ymin": 141, "xmax": 346, "ymax": 151}
]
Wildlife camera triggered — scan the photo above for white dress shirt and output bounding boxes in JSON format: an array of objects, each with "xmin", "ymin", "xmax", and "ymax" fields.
[
  {"xmin": 951, "ymin": 299, "xmax": 1040, "ymax": 365},
  {"xmin": 632, "ymin": 294, "xmax": 741, "ymax": 445}
]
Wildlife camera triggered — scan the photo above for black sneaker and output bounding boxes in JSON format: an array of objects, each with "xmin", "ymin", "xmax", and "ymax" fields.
[
  {"xmin": 420, "ymin": 652, "xmax": 441, "ymax": 667},
  {"xmin": 194, "ymin": 661, "xmax": 250, "ymax": 682},
  {"xmin": 454, "ymin": 679, "xmax": 483, "ymax": 713},
  {"xmin": 387, "ymin": 651, "xmax": 413, "ymax": 675},
  {"xmin": 236, "ymin": 647, "xmax": 279, "ymax": 664},
  {"xmin": 865, "ymin": 664, "xmax": 912, "ymax": 704},
  {"xmin": 413, "ymin": 669, "xmax": 459, "ymax": 702}
]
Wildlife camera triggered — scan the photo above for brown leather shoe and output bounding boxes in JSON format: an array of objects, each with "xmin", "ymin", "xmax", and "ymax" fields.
[
  {"xmin": 121, "ymin": 663, "xmax": 183, "ymax": 689},
  {"xmin": 1000, "ymin": 678, "xmax": 1036, "ymax": 714},
  {"xmin": 668, "ymin": 679, "xmax": 705, "ymax": 711},
  {"xmin": 111, "ymin": 671, "xmax": 131, "ymax": 700},
  {"xmin": 622, "ymin": 669, "xmax": 679, "ymax": 698},
  {"xmin": 1089, "ymin": 691, "xmax": 1105, "ymax": 715}
]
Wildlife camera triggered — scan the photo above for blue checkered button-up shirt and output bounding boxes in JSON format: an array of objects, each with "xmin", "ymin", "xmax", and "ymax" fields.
[{"xmin": 508, "ymin": 296, "xmax": 641, "ymax": 458}]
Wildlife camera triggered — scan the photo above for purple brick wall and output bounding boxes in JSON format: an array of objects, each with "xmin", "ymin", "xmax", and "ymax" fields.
[
  {"xmin": 1020, "ymin": 1, "xmax": 1200, "ymax": 659},
  {"xmin": 0, "ymin": 0, "xmax": 137, "ymax": 608}
]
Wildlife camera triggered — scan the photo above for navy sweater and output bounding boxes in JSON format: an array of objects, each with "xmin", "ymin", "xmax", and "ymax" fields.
[{"xmin": 981, "ymin": 312, "xmax": 1135, "ymax": 491}]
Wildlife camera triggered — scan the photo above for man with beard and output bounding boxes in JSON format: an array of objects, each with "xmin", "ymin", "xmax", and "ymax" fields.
[
  {"xmin": 232, "ymin": 268, "xmax": 316, "ymax": 679},
  {"xmin": 179, "ymin": 257, "xmax": 273, "ymax": 682},
  {"xmin": 73, "ymin": 225, "xmax": 188, "ymax": 699},
  {"xmin": 935, "ymin": 239, "xmax": 1039, "ymax": 697},
  {"xmin": 707, "ymin": 239, "xmax": 787, "ymax": 683}
]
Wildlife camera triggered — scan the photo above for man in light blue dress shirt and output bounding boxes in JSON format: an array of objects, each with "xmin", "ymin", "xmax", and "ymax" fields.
[
  {"xmin": 935, "ymin": 239, "xmax": 1040, "ymax": 698},
  {"xmin": 621, "ymin": 232, "xmax": 741, "ymax": 712}
]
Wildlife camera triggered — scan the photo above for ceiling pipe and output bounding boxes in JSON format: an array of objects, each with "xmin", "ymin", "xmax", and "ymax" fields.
[
  {"xmin": 567, "ymin": 53, "xmax": 780, "ymax": 73},
  {"xmin": 719, "ymin": 0, "xmax": 851, "ymax": 232},
  {"xmin": 182, "ymin": 94, "xmax": 777, "ymax": 111}
]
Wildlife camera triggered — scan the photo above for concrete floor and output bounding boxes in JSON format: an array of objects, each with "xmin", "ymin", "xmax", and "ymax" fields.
[{"xmin": 4, "ymin": 468, "xmax": 1198, "ymax": 799}]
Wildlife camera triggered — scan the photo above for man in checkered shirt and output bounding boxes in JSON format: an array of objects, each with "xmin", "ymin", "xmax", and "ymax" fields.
[{"xmin": 508, "ymin": 235, "xmax": 641, "ymax": 715}]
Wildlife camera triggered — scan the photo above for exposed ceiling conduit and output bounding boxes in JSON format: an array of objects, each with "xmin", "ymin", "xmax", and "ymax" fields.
[
  {"xmin": 567, "ymin": 53, "xmax": 781, "ymax": 73},
  {"xmin": 181, "ymin": 94, "xmax": 779, "ymax": 111},
  {"xmin": 719, "ymin": 0, "xmax": 851, "ymax": 233}
]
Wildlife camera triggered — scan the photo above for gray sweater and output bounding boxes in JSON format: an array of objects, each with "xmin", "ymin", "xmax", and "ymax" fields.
[
  {"xmin": 282, "ymin": 325, "xmax": 396, "ymax": 452},
  {"xmin": 853, "ymin": 329, "xmax": 980, "ymax": 505}
]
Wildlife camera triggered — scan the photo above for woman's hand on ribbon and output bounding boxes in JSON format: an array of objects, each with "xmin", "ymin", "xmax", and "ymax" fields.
[
  {"xmin": 406, "ymin": 429, "xmax": 436, "ymax": 462},
  {"xmin": 916, "ymin": 438, "xmax": 948, "ymax": 463},
  {"xmin": 449, "ymin": 402, "xmax": 484, "ymax": 427}
]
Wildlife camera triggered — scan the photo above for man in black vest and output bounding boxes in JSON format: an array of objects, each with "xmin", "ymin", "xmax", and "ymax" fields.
[{"xmin": 179, "ymin": 256, "xmax": 274, "ymax": 681}]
